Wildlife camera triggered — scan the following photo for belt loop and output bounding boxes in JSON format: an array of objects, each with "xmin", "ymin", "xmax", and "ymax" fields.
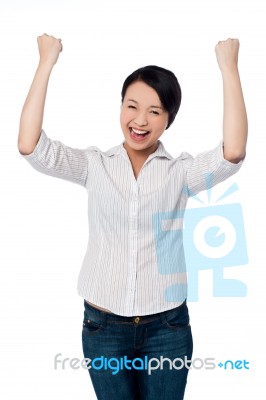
[
  {"xmin": 102, "ymin": 310, "xmax": 107, "ymax": 328},
  {"xmin": 159, "ymin": 310, "xmax": 167, "ymax": 325}
]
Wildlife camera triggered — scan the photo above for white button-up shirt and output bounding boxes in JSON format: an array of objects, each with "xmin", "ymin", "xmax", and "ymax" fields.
[{"xmin": 21, "ymin": 129, "xmax": 244, "ymax": 316}]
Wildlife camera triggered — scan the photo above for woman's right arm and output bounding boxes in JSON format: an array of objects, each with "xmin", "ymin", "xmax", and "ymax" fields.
[{"xmin": 17, "ymin": 34, "xmax": 62, "ymax": 155}]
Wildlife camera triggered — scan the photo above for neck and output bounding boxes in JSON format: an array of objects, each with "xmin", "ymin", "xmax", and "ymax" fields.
[{"xmin": 123, "ymin": 141, "xmax": 159, "ymax": 162}]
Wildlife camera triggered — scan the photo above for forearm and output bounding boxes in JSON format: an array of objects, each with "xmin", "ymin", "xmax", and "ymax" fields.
[
  {"xmin": 222, "ymin": 66, "xmax": 248, "ymax": 163},
  {"xmin": 18, "ymin": 33, "xmax": 62, "ymax": 155},
  {"xmin": 18, "ymin": 61, "xmax": 54, "ymax": 155}
]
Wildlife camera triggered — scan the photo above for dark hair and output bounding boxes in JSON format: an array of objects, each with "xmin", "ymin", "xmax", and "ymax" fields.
[{"xmin": 121, "ymin": 65, "xmax": 181, "ymax": 130}]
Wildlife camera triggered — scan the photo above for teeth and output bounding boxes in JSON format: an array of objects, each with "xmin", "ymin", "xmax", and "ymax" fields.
[{"xmin": 131, "ymin": 128, "xmax": 148, "ymax": 135}]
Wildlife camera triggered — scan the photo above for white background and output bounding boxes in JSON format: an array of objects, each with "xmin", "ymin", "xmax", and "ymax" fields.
[{"xmin": 0, "ymin": 0, "xmax": 264, "ymax": 398}]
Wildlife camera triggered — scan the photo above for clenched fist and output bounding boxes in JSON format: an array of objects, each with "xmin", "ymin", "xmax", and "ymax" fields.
[
  {"xmin": 215, "ymin": 38, "xmax": 239, "ymax": 72},
  {"xmin": 37, "ymin": 33, "xmax": 63, "ymax": 66}
]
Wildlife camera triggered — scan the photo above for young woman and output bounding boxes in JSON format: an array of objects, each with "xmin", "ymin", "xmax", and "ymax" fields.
[{"xmin": 18, "ymin": 34, "xmax": 247, "ymax": 400}]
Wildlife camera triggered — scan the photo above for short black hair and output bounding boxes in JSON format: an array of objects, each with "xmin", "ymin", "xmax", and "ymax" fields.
[{"xmin": 121, "ymin": 65, "xmax": 182, "ymax": 130}]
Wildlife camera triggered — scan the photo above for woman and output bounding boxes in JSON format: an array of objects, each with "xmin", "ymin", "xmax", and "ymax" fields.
[{"xmin": 18, "ymin": 34, "xmax": 247, "ymax": 400}]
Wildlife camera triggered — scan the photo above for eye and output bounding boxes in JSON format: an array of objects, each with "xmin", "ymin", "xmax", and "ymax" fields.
[
  {"xmin": 151, "ymin": 110, "xmax": 159, "ymax": 115},
  {"xmin": 128, "ymin": 105, "xmax": 136, "ymax": 109}
]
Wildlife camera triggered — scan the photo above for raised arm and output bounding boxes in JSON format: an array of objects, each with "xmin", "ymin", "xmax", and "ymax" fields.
[
  {"xmin": 17, "ymin": 34, "xmax": 62, "ymax": 155},
  {"xmin": 215, "ymin": 38, "xmax": 248, "ymax": 164}
]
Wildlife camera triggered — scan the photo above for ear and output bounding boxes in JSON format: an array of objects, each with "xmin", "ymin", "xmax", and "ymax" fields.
[{"xmin": 165, "ymin": 114, "xmax": 170, "ymax": 130}]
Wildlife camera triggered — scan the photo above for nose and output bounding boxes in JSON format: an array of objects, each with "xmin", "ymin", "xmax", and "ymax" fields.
[{"xmin": 134, "ymin": 112, "xmax": 148, "ymax": 127}]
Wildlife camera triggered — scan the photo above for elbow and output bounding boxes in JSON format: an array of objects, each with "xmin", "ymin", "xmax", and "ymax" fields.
[
  {"xmin": 17, "ymin": 133, "xmax": 39, "ymax": 155},
  {"xmin": 17, "ymin": 140, "xmax": 34, "ymax": 155},
  {"xmin": 17, "ymin": 139, "xmax": 26, "ymax": 155},
  {"xmin": 223, "ymin": 148, "xmax": 246, "ymax": 164},
  {"xmin": 17, "ymin": 127, "xmax": 42, "ymax": 155}
]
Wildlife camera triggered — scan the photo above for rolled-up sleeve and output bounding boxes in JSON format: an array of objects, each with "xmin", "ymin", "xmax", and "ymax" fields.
[
  {"xmin": 20, "ymin": 129, "xmax": 89, "ymax": 188},
  {"xmin": 183, "ymin": 139, "xmax": 245, "ymax": 196}
]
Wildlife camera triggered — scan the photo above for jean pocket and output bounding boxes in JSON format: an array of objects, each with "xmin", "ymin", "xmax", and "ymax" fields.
[
  {"xmin": 82, "ymin": 317, "xmax": 104, "ymax": 336},
  {"xmin": 162, "ymin": 305, "xmax": 190, "ymax": 331}
]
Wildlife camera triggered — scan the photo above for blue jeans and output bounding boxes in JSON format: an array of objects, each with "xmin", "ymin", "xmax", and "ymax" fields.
[{"xmin": 81, "ymin": 300, "xmax": 193, "ymax": 400}]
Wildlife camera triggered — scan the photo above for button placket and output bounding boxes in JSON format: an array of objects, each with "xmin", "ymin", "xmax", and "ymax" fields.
[
  {"xmin": 126, "ymin": 184, "xmax": 139, "ymax": 313},
  {"xmin": 130, "ymin": 184, "xmax": 138, "ymax": 257}
]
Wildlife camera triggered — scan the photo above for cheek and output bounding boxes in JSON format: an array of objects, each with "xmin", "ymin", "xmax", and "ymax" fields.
[
  {"xmin": 120, "ymin": 114, "xmax": 130, "ymax": 131},
  {"xmin": 120, "ymin": 110, "xmax": 134, "ymax": 126},
  {"xmin": 120, "ymin": 111, "xmax": 126, "ymax": 125},
  {"xmin": 155, "ymin": 117, "xmax": 168, "ymax": 132}
]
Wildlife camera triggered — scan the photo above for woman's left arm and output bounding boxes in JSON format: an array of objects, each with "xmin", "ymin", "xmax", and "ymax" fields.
[{"xmin": 215, "ymin": 38, "xmax": 248, "ymax": 163}]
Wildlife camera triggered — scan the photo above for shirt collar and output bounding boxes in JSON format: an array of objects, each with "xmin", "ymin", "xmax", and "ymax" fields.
[{"xmin": 105, "ymin": 139, "xmax": 174, "ymax": 161}]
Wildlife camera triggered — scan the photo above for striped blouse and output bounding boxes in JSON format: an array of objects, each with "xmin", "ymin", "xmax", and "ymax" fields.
[{"xmin": 20, "ymin": 129, "xmax": 244, "ymax": 316}]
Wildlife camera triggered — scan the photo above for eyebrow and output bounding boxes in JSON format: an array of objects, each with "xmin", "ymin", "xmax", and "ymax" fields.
[{"xmin": 127, "ymin": 99, "xmax": 163, "ymax": 109}]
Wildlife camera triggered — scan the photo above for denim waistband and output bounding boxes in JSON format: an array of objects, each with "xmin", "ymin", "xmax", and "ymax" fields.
[{"xmin": 83, "ymin": 299, "xmax": 187, "ymax": 325}]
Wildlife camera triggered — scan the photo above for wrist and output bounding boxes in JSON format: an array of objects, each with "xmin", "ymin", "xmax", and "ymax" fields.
[
  {"xmin": 220, "ymin": 64, "xmax": 239, "ymax": 78},
  {"xmin": 37, "ymin": 59, "xmax": 55, "ymax": 73}
]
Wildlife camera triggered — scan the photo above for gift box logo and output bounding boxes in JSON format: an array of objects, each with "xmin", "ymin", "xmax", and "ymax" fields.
[{"xmin": 152, "ymin": 178, "xmax": 249, "ymax": 302}]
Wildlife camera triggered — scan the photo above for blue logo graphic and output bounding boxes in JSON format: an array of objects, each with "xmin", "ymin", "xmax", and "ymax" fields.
[{"xmin": 152, "ymin": 176, "xmax": 249, "ymax": 302}]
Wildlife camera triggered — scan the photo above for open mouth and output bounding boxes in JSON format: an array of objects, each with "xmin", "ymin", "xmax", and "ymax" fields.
[{"xmin": 129, "ymin": 127, "xmax": 151, "ymax": 141}]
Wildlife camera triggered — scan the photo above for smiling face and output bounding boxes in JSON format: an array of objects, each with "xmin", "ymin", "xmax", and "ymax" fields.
[{"xmin": 120, "ymin": 80, "xmax": 169, "ymax": 156}]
